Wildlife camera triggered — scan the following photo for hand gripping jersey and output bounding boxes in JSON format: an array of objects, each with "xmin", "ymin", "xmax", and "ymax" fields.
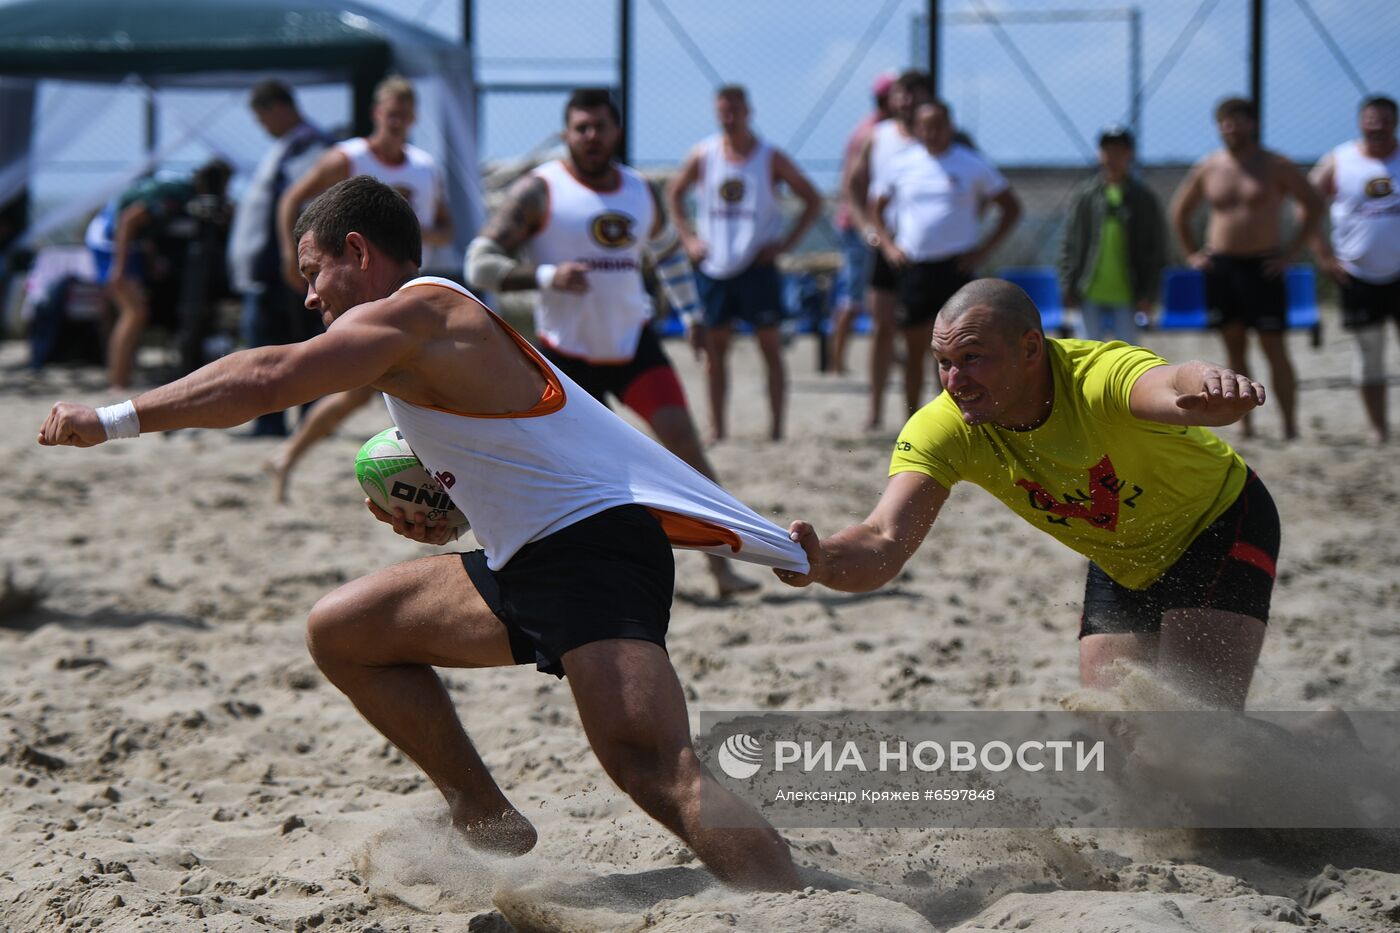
[
  {"xmin": 528, "ymin": 160, "xmax": 655, "ymax": 362},
  {"xmin": 1329, "ymin": 140, "xmax": 1400, "ymax": 284},
  {"xmin": 337, "ymin": 137, "xmax": 442, "ymax": 229},
  {"xmin": 694, "ymin": 134, "xmax": 783, "ymax": 280},
  {"xmin": 381, "ymin": 276, "xmax": 810, "ymax": 574}
]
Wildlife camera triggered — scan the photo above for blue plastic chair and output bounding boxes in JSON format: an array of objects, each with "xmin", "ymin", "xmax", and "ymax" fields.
[
  {"xmin": 1158, "ymin": 267, "xmax": 1209, "ymax": 329},
  {"xmin": 1286, "ymin": 265, "xmax": 1322, "ymax": 346},
  {"xmin": 999, "ymin": 267, "xmax": 1065, "ymax": 332}
]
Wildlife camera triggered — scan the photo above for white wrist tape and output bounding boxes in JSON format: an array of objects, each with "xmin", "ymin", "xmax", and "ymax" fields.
[
  {"xmin": 96, "ymin": 400, "xmax": 141, "ymax": 440},
  {"xmin": 535, "ymin": 264, "xmax": 557, "ymax": 290}
]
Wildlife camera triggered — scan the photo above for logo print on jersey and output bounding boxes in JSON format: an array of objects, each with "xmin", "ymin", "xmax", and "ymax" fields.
[
  {"xmin": 589, "ymin": 211, "xmax": 636, "ymax": 248},
  {"xmin": 719, "ymin": 179, "xmax": 747, "ymax": 203},
  {"xmin": 1365, "ymin": 177, "xmax": 1394, "ymax": 198},
  {"xmin": 1015, "ymin": 455, "xmax": 1139, "ymax": 531}
]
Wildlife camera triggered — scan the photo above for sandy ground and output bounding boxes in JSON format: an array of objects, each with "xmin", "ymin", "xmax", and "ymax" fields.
[{"xmin": 3, "ymin": 318, "xmax": 1399, "ymax": 932}]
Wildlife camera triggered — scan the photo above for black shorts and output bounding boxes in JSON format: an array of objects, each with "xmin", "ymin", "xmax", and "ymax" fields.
[
  {"xmin": 870, "ymin": 247, "xmax": 899, "ymax": 292},
  {"xmin": 1204, "ymin": 254, "xmax": 1287, "ymax": 332},
  {"xmin": 1080, "ymin": 471, "xmax": 1279, "ymax": 637},
  {"xmin": 1340, "ymin": 273, "xmax": 1400, "ymax": 329},
  {"xmin": 897, "ymin": 257, "xmax": 969, "ymax": 328},
  {"xmin": 461, "ymin": 504, "xmax": 674, "ymax": 677},
  {"xmin": 539, "ymin": 325, "xmax": 687, "ymax": 422}
]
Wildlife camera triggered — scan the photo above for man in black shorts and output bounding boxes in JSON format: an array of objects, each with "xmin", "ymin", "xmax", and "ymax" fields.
[
  {"xmin": 775, "ymin": 278, "xmax": 1279, "ymax": 710},
  {"xmin": 41, "ymin": 175, "xmax": 807, "ymax": 890},
  {"xmin": 1171, "ymin": 97, "xmax": 1322, "ymax": 440},
  {"xmin": 467, "ymin": 89, "xmax": 757, "ymax": 597},
  {"xmin": 868, "ymin": 102, "xmax": 1021, "ymax": 417}
]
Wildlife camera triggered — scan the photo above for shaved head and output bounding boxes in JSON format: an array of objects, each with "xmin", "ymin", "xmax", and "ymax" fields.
[{"xmin": 940, "ymin": 279, "xmax": 1044, "ymax": 344}]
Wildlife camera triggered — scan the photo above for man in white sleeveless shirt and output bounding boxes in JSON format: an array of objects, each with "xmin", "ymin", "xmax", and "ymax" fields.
[
  {"xmin": 265, "ymin": 75, "xmax": 455, "ymax": 501},
  {"xmin": 843, "ymin": 70, "xmax": 934, "ymax": 430},
  {"xmin": 39, "ymin": 177, "xmax": 808, "ymax": 890},
  {"xmin": 668, "ymin": 85, "xmax": 823, "ymax": 443},
  {"xmin": 1310, "ymin": 95, "xmax": 1400, "ymax": 444},
  {"xmin": 466, "ymin": 89, "xmax": 757, "ymax": 598}
]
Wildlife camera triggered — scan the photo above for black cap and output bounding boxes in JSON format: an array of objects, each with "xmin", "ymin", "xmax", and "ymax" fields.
[{"xmin": 1098, "ymin": 124, "xmax": 1135, "ymax": 147}]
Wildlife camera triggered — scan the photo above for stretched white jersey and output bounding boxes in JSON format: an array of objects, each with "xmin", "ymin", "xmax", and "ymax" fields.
[
  {"xmin": 337, "ymin": 137, "xmax": 442, "ymax": 229},
  {"xmin": 1329, "ymin": 140, "xmax": 1400, "ymax": 283},
  {"xmin": 694, "ymin": 134, "xmax": 783, "ymax": 279},
  {"xmin": 529, "ymin": 160, "xmax": 654, "ymax": 362},
  {"xmin": 380, "ymin": 276, "xmax": 810, "ymax": 573}
]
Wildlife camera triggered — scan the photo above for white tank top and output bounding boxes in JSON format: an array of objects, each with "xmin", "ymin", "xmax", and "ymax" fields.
[
  {"xmin": 337, "ymin": 138, "xmax": 442, "ymax": 229},
  {"xmin": 380, "ymin": 276, "xmax": 810, "ymax": 573},
  {"xmin": 695, "ymin": 134, "xmax": 783, "ymax": 279},
  {"xmin": 869, "ymin": 119, "xmax": 920, "ymax": 228},
  {"xmin": 529, "ymin": 160, "xmax": 655, "ymax": 362},
  {"xmin": 1330, "ymin": 140, "xmax": 1400, "ymax": 283}
]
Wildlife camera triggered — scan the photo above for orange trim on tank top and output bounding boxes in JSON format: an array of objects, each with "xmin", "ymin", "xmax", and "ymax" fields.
[
  {"xmin": 400, "ymin": 281, "xmax": 566, "ymax": 419},
  {"xmin": 646, "ymin": 508, "xmax": 742, "ymax": 553}
]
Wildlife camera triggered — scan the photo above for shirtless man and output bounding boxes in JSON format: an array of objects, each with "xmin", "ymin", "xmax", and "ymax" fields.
[
  {"xmin": 1170, "ymin": 97, "xmax": 1322, "ymax": 440},
  {"xmin": 1309, "ymin": 95, "xmax": 1400, "ymax": 444},
  {"xmin": 465, "ymin": 88, "xmax": 757, "ymax": 598},
  {"xmin": 39, "ymin": 176, "xmax": 804, "ymax": 891},
  {"xmin": 266, "ymin": 75, "xmax": 454, "ymax": 498},
  {"xmin": 843, "ymin": 70, "xmax": 934, "ymax": 430}
]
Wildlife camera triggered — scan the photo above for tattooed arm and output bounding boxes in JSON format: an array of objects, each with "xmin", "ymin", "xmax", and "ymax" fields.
[{"xmin": 465, "ymin": 174, "xmax": 555, "ymax": 292}]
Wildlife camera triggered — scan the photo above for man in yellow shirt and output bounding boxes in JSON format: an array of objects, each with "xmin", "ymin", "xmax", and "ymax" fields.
[{"xmin": 775, "ymin": 278, "xmax": 1278, "ymax": 710}]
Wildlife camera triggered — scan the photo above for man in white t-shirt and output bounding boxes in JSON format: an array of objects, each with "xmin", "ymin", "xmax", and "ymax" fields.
[
  {"xmin": 39, "ymin": 176, "xmax": 804, "ymax": 892},
  {"xmin": 868, "ymin": 101, "xmax": 1021, "ymax": 416},
  {"xmin": 1310, "ymin": 94, "xmax": 1400, "ymax": 444},
  {"xmin": 266, "ymin": 75, "xmax": 454, "ymax": 500}
]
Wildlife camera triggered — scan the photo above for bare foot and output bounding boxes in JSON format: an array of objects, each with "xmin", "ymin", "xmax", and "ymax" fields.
[
  {"xmin": 262, "ymin": 450, "xmax": 292, "ymax": 504},
  {"xmin": 709, "ymin": 558, "xmax": 760, "ymax": 599},
  {"xmin": 705, "ymin": 428, "xmax": 726, "ymax": 447},
  {"xmin": 451, "ymin": 806, "xmax": 537, "ymax": 857}
]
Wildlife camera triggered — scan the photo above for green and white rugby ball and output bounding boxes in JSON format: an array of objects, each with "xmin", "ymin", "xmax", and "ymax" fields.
[{"xmin": 355, "ymin": 427, "xmax": 468, "ymax": 528}]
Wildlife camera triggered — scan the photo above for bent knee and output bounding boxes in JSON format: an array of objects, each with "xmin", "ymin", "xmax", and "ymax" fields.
[{"xmin": 305, "ymin": 583, "xmax": 378, "ymax": 661}]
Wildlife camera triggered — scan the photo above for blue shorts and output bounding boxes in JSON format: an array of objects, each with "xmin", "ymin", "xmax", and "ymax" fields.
[
  {"xmin": 697, "ymin": 262, "xmax": 783, "ymax": 330},
  {"xmin": 833, "ymin": 228, "xmax": 872, "ymax": 310},
  {"xmin": 90, "ymin": 247, "xmax": 143, "ymax": 285}
]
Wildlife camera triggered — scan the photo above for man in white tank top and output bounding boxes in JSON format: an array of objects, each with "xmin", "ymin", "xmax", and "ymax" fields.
[
  {"xmin": 265, "ymin": 75, "xmax": 454, "ymax": 503},
  {"xmin": 842, "ymin": 70, "xmax": 933, "ymax": 430},
  {"xmin": 465, "ymin": 88, "xmax": 758, "ymax": 598},
  {"xmin": 39, "ymin": 176, "xmax": 805, "ymax": 891},
  {"xmin": 668, "ymin": 85, "xmax": 823, "ymax": 443},
  {"xmin": 1310, "ymin": 95, "xmax": 1400, "ymax": 444}
]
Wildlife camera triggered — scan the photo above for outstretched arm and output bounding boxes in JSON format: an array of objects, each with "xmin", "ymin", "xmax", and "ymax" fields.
[
  {"xmin": 38, "ymin": 300, "xmax": 418, "ymax": 446},
  {"xmin": 775, "ymin": 472, "xmax": 948, "ymax": 592},
  {"xmin": 1128, "ymin": 361, "xmax": 1265, "ymax": 427}
]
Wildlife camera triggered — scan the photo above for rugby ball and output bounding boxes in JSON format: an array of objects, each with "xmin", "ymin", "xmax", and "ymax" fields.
[{"xmin": 355, "ymin": 427, "xmax": 468, "ymax": 529}]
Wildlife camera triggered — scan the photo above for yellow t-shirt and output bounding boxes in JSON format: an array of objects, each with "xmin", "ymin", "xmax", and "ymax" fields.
[{"xmin": 890, "ymin": 339, "xmax": 1248, "ymax": 589}]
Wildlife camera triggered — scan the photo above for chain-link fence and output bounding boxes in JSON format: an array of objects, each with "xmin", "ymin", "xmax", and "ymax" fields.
[{"xmin": 11, "ymin": 0, "xmax": 1396, "ymax": 267}]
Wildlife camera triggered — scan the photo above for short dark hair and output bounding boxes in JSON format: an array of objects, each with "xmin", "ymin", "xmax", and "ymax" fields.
[
  {"xmin": 564, "ymin": 88, "xmax": 621, "ymax": 126},
  {"xmin": 1214, "ymin": 96, "xmax": 1257, "ymax": 122},
  {"xmin": 895, "ymin": 69, "xmax": 934, "ymax": 97},
  {"xmin": 1361, "ymin": 95, "xmax": 1398, "ymax": 118},
  {"xmin": 249, "ymin": 79, "xmax": 295, "ymax": 110},
  {"xmin": 293, "ymin": 176, "xmax": 421, "ymax": 266},
  {"xmin": 192, "ymin": 158, "xmax": 233, "ymax": 196},
  {"xmin": 716, "ymin": 84, "xmax": 748, "ymax": 104}
]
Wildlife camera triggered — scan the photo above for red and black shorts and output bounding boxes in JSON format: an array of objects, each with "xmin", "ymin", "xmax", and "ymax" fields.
[
  {"xmin": 1079, "ymin": 470, "xmax": 1279, "ymax": 637},
  {"xmin": 539, "ymin": 325, "xmax": 688, "ymax": 423}
]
